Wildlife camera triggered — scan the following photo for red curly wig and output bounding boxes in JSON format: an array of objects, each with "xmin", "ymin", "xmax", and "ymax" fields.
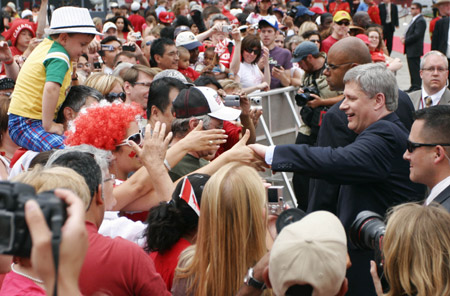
[{"xmin": 64, "ymin": 102, "xmax": 144, "ymax": 151}]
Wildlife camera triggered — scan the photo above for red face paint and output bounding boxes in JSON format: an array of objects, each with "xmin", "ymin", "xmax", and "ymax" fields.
[{"xmin": 128, "ymin": 151, "xmax": 136, "ymax": 158}]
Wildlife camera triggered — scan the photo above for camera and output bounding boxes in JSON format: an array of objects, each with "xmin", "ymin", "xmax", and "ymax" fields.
[
  {"xmin": 224, "ymin": 95, "xmax": 240, "ymax": 107},
  {"xmin": 123, "ymin": 44, "xmax": 136, "ymax": 52},
  {"xmin": 0, "ymin": 182, "xmax": 67, "ymax": 258},
  {"xmin": 287, "ymin": 6, "xmax": 298, "ymax": 18},
  {"xmin": 350, "ymin": 210, "xmax": 388, "ymax": 291},
  {"xmin": 268, "ymin": 186, "xmax": 285, "ymax": 215},
  {"xmin": 222, "ymin": 25, "xmax": 233, "ymax": 33},
  {"xmin": 295, "ymin": 86, "xmax": 319, "ymax": 107},
  {"xmin": 250, "ymin": 96, "xmax": 261, "ymax": 105}
]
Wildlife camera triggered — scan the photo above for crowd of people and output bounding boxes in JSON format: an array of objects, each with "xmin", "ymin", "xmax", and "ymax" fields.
[{"xmin": 0, "ymin": 0, "xmax": 449, "ymax": 295}]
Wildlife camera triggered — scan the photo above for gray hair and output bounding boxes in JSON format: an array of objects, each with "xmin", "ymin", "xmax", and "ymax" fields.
[
  {"xmin": 46, "ymin": 144, "xmax": 112, "ymax": 180},
  {"xmin": 171, "ymin": 115, "xmax": 211, "ymax": 138},
  {"xmin": 343, "ymin": 63, "xmax": 398, "ymax": 111},
  {"xmin": 420, "ymin": 50, "xmax": 448, "ymax": 70},
  {"xmin": 209, "ymin": 13, "xmax": 229, "ymax": 28}
]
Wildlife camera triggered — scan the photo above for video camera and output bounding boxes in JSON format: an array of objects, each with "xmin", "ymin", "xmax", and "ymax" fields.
[
  {"xmin": 0, "ymin": 182, "xmax": 66, "ymax": 258},
  {"xmin": 294, "ymin": 86, "xmax": 319, "ymax": 107}
]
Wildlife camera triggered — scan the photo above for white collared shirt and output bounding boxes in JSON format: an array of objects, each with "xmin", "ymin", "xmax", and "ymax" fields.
[
  {"xmin": 420, "ymin": 86, "xmax": 447, "ymax": 109},
  {"xmin": 425, "ymin": 176, "xmax": 450, "ymax": 205}
]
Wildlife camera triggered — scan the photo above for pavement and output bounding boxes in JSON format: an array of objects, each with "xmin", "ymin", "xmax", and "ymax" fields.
[{"xmin": 390, "ymin": 12, "xmax": 432, "ymax": 90}]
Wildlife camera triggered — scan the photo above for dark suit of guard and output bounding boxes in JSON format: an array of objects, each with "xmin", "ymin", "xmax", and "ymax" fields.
[
  {"xmin": 431, "ymin": 16, "xmax": 450, "ymax": 84},
  {"xmin": 379, "ymin": 1, "xmax": 399, "ymax": 54},
  {"xmin": 404, "ymin": 14, "xmax": 427, "ymax": 91}
]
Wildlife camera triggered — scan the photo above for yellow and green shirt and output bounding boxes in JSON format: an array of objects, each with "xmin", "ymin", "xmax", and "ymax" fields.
[{"xmin": 9, "ymin": 37, "xmax": 73, "ymax": 120}]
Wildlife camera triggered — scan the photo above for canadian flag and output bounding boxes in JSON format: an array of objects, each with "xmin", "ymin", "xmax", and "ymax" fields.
[{"xmin": 180, "ymin": 177, "xmax": 201, "ymax": 216}]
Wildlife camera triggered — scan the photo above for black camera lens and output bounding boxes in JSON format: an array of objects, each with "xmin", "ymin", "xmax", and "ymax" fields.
[{"xmin": 349, "ymin": 210, "xmax": 386, "ymax": 250}]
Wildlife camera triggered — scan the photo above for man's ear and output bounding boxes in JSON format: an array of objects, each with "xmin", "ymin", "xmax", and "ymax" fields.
[
  {"xmin": 58, "ymin": 33, "xmax": 68, "ymax": 46},
  {"xmin": 154, "ymin": 54, "xmax": 162, "ymax": 65},
  {"xmin": 95, "ymin": 184, "xmax": 104, "ymax": 206},
  {"xmin": 434, "ymin": 146, "xmax": 448, "ymax": 164},
  {"xmin": 63, "ymin": 107, "xmax": 77, "ymax": 122},
  {"xmin": 123, "ymin": 81, "xmax": 133, "ymax": 95},
  {"xmin": 374, "ymin": 93, "xmax": 386, "ymax": 111},
  {"xmin": 188, "ymin": 117, "xmax": 199, "ymax": 130}
]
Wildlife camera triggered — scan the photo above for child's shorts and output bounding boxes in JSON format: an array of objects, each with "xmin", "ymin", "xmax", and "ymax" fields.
[{"xmin": 8, "ymin": 114, "xmax": 65, "ymax": 152}]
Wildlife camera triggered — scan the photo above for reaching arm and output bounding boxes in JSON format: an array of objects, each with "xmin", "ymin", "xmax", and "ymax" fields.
[
  {"xmin": 42, "ymin": 82, "xmax": 64, "ymax": 135},
  {"xmin": 36, "ymin": 0, "xmax": 48, "ymax": 39}
]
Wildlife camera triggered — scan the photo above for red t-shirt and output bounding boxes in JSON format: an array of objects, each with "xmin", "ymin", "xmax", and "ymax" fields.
[
  {"xmin": 214, "ymin": 120, "xmax": 242, "ymax": 159},
  {"xmin": 368, "ymin": 5, "xmax": 381, "ymax": 25},
  {"xmin": 179, "ymin": 67, "xmax": 200, "ymax": 82},
  {"xmin": 150, "ymin": 238, "xmax": 191, "ymax": 291},
  {"xmin": 0, "ymin": 271, "xmax": 46, "ymax": 295},
  {"xmin": 128, "ymin": 14, "xmax": 146, "ymax": 33},
  {"xmin": 79, "ymin": 221, "xmax": 170, "ymax": 296},
  {"xmin": 321, "ymin": 35, "xmax": 339, "ymax": 54},
  {"xmin": 328, "ymin": 2, "xmax": 350, "ymax": 15}
]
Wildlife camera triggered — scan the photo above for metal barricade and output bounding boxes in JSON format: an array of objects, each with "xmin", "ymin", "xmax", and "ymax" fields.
[{"xmin": 248, "ymin": 86, "xmax": 301, "ymax": 207}]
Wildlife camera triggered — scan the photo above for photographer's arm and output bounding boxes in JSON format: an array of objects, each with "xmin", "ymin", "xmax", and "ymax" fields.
[
  {"xmin": 306, "ymin": 94, "xmax": 344, "ymax": 109},
  {"xmin": 26, "ymin": 189, "xmax": 88, "ymax": 296}
]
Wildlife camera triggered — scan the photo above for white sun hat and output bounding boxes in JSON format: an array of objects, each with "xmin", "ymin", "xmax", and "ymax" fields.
[{"xmin": 45, "ymin": 7, "xmax": 103, "ymax": 36}]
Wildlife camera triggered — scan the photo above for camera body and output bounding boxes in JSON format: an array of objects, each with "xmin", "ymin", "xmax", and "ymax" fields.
[
  {"xmin": 268, "ymin": 186, "xmax": 285, "ymax": 215},
  {"xmin": 224, "ymin": 95, "xmax": 240, "ymax": 107},
  {"xmin": 222, "ymin": 25, "xmax": 233, "ymax": 33},
  {"xmin": 0, "ymin": 182, "xmax": 66, "ymax": 258},
  {"xmin": 287, "ymin": 6, "xmax": 298, "ymax": 18},
  {"xmin": 123, "ymin": 44, "xmax": 136, "ymax": 52},
  {"xmin": 295, "ymin": 86, "xmax": 319, "ymax": 107},
  {"xmin": 250, "ymin": 96, "xmax": 261, "ymax": 105}
]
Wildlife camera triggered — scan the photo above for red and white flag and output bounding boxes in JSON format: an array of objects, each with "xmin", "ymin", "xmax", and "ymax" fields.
[{"xmin": 180, "ymin": 177, "xmax": 200, "ymax": 216}]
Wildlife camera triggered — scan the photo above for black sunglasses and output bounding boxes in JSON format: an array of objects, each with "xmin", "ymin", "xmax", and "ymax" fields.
[
  {"xmin": 406, "ymin": 139, "xmax": 450, "ymax": 153},
  {"xmin": 336, "ymin": 20, "xmax": 350, "ymax": 26},
  {"xmin": 105, "ymin": 92, "xmax": 126, "ymax": 102},
  {"xmin": 245, "ymin": 48, "xmax": 260, "ymax": 55}
]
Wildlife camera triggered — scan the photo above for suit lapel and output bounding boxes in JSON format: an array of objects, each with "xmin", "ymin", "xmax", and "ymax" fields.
[{"xmin": 432, "ymin": 185, "xmax": 450, "ymax": 205}]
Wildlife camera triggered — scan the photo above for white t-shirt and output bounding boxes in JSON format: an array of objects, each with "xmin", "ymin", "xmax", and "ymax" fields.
[{"xmin": 237, "ymin": 62, "xmax": 264, "ymax": 90}]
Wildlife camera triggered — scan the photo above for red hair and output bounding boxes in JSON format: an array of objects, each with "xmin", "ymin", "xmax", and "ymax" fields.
[{"xmin": 64, "ymin": 102, "xmax": 144, "ymax": 151}]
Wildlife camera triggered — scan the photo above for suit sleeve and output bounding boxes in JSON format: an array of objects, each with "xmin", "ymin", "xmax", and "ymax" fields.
[
  {"xmin": 405, "ymin": 18, "xmax": 426, "ymax": 46},
  {"xmin": 431, "ymin": 20, "xmax": 441, "ymax": 50},
  {"xmin": 393, "ymin": 4, "xmax": 399, "ymax": 27},
  {"xmin": 272, "ymin": 122, "xmax": 404, "ymax": 184}
]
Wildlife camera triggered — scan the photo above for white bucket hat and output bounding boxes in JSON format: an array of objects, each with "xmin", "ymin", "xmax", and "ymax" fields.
[{"xmin": 45, "ymin": 7, "xmax": 102, "ymax": 36}]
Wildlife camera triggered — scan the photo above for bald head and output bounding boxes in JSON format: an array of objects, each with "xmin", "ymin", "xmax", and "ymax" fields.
[{"xmin": 324, "ymin": 37, "xmax": 372, "ymax": 91}]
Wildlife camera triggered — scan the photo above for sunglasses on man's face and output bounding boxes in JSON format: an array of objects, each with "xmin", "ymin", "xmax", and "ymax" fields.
[
  {"xmin": 406, "ymin": 139, "xmax": 450, "ymax": 153},
  {"xmin": 336, "ymin": 20, "xmax": 350, "ymax": 26},
  {"xmin": 116, "ymin": 131, "xmax": 144, "ymax": 147}
]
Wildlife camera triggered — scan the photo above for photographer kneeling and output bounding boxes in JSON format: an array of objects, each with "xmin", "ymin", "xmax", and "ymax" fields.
[{"xmin": 291, "ymin": 41, "xmax": 343, "ymax": 210}]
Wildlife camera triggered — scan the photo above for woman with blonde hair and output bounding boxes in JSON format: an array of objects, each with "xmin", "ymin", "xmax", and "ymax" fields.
[
  {"xmin": 83, "ymin": 73, "xmax": 125, "ymax": 102},
  {"xmin": 371, "ymin": 203, "xmax": 450, "ymax": 296},
  {"xmin": 172, "ymin": 162, "xmax": 267, "ymax": 296},
  {"xmin": 298, "ymin": 21, "xmax": 319, "ymax": 38}
]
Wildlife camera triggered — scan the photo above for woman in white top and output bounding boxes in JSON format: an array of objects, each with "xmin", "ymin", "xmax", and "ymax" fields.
[{"xmin": 232, "ymin": 35, "xmax": 270, "ymax": 94}]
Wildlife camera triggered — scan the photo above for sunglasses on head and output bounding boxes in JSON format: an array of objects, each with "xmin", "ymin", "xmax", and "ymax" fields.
[
  {"xmin": 105, "ymin": 92, "xmax": 126, "ymax": 102},
  {"xmin": 406, "ymin": 139, "xmax": 450, "ymax": 153},
  {"xmin": 336, "ymin": 20, "xmax": 350, "ymax": 26},
  {"xmin": 116, "ymin": 131, "xmax": 144, "ymax": 147},
  {"xmin": 245, "ymin": 48, "xmax": 260, "ymax": 55}
]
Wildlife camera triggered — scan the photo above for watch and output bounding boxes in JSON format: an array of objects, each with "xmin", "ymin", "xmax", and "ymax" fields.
[{"xmin": 244, "ymin": 267, "xmax": 266, "ymax": 290}]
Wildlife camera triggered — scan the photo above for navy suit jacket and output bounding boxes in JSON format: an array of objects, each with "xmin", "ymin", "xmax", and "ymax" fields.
[
  {"xmin": 307, "ymin": 90, "xmax": 417, "ymax": 214},
  {"xmin": 404, "ymin": 14, "xmax": 426, "ymax": 57},
  {"xmin": 433, "ymin": 184, "xmax": 450, "ymax": 212},
  {"xmin": 272, "ymin": 112, "xmax": 424, "ymax": 231}
]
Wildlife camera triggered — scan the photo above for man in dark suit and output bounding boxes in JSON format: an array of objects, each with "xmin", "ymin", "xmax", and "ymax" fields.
[
  {"xmin": 379, "ymin": 0, "xmax": 399, "ymax": 54},
  {"xmin": 430, "ymin": 0, "xmax": 450, "ymax": 84},
  {"xmin": 409, "ymin": 51, "xmax": 450, "ymax": 110},
  {"xmin": 403, "ymin": 105, "xmax": 450, "ymax": 212},
  {"xmin": 250, "ymin": 63, "xmax": 425, "ymax": 295},
  {"xmin": 401, "ymin": 2, "xmax": 426, "ymax": 92}
]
